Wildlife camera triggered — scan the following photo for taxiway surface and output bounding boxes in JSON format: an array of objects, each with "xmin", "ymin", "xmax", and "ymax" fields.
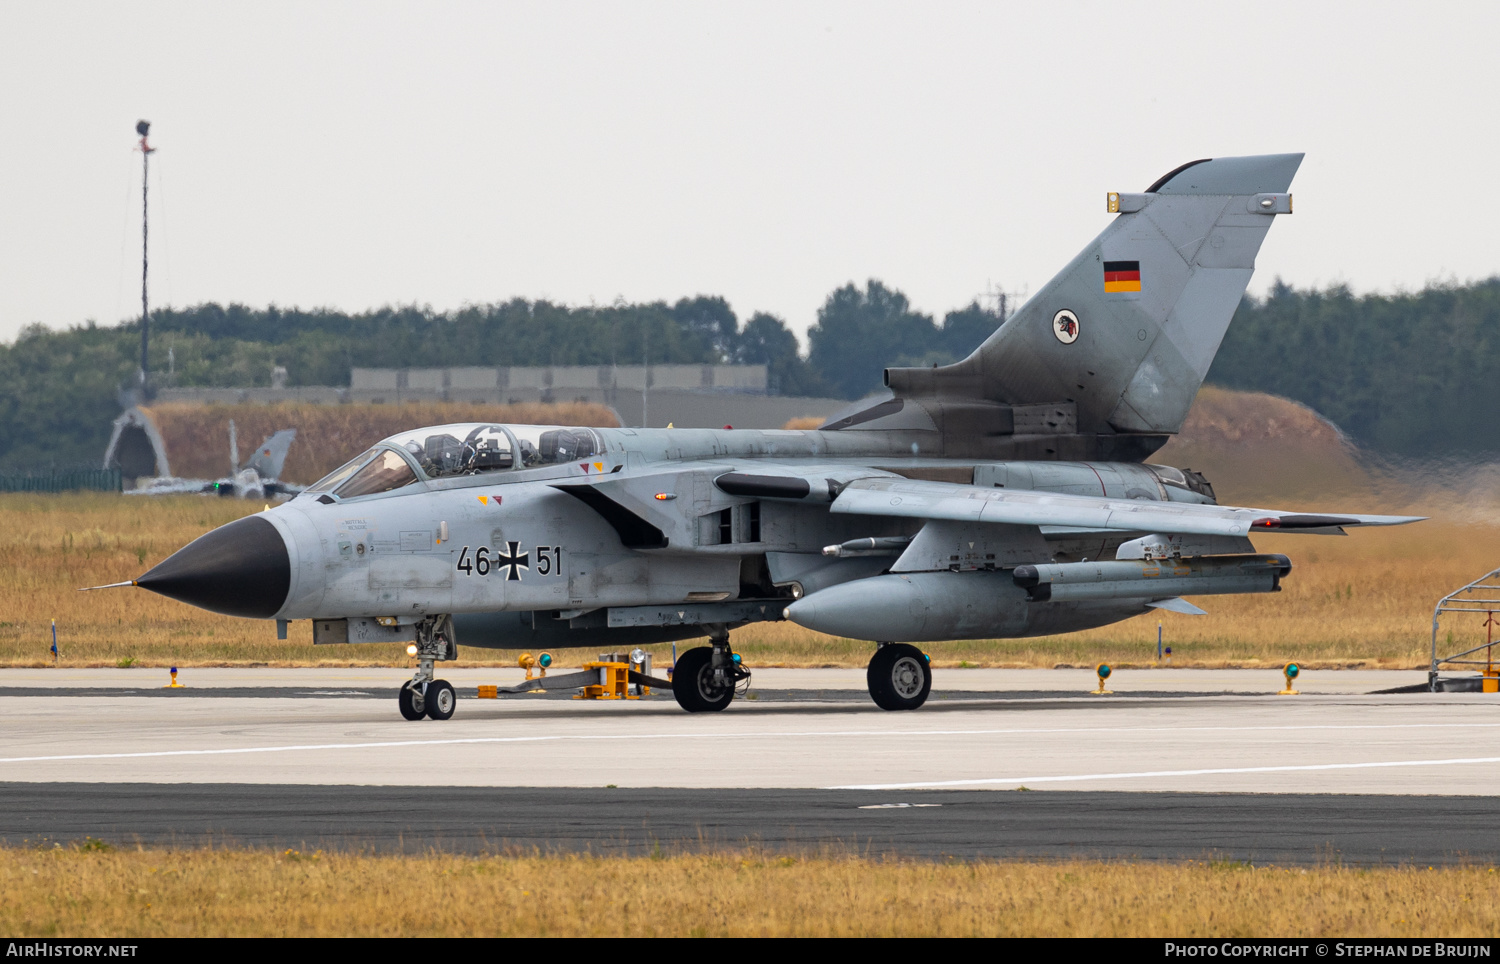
[
  {"xmin": 5, "ymin": 783, "xmax": 1498, "ymax": 864},
  {"xmin": 2, "ymin": 668, "xmax": 1496, "ymax": 861}
]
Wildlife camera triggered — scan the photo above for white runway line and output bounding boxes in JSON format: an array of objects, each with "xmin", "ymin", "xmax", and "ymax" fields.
[
  {"xmin": 0, "ymin": 719, "xmax": 1499, "ymax": 767},
  {"xmin": 833, "ymin": 756, "xmax": 1500, "ymax": 790}
]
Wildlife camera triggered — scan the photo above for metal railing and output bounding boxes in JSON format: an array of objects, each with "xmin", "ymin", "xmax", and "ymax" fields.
[{"xmin": 1429, "ymin": 568, "xmax": 1500, "ymax": 690}]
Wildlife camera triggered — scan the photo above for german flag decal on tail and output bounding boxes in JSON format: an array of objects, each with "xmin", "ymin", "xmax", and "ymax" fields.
[{"xmin": 1103, "ymin": 260, "xmax": 1141, "ymax": 293}]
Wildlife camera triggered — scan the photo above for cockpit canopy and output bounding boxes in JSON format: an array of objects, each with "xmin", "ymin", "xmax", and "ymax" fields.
[{"xmin": 305, "ymin": 423, "xmax": 601, "ymax": 501}]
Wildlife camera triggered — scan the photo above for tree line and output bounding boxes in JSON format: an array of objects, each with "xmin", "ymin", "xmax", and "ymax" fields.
[
  {"xmin": 1207, "ymin": 278, "xmax": 1500, "ymax": 458},
  {"xmin": 0, "ymin": 282, "xmax": 1003, "ymax": 470},
  {"xmin": 1, "ymin": 276, "xmax": 1496, "ymax": 471},
  {"xmin": 106, "ymin": 282, "xmax": 1001, "ymax": 399}
]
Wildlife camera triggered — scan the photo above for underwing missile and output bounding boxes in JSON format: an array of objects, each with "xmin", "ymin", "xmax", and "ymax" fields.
[{"xmin": 1011, "ymin": 554, "xmax": 1291, "ymax": 602}]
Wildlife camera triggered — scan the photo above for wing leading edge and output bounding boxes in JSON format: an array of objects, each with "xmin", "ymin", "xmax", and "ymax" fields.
[{"xmin": 829, "ymin": 477, "xmax": 1423, "ymax": 537}]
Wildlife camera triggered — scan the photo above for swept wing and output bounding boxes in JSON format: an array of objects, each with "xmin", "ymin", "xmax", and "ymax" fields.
[{"xmin": 829, "ymin": 476, "xmax": 1422, "ymax": 537}]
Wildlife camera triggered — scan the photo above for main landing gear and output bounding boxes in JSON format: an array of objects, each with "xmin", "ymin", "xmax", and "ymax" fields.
[
  {"xmin": 867, "ymin": 643, "xmax": 932, "ymax": 711},
  {"xmin": 672, "ymin": 624, "xmax": 750, "ymax": 713},
  {"xmin": 398, "ymin": 615, "xmax": 458, "ymax": 721}
]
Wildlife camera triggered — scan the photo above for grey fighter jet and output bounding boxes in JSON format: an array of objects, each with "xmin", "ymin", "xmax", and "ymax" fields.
[
  {"xmin": 105, "ymin": 154, "xmax": 1422, "ymax": 719},
  {"xmin": 126, "ymin": 424, "xmax": 299, "ymax": 500}
]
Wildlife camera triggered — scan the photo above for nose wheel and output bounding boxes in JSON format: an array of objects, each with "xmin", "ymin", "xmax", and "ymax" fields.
[
  {"xmin": 867, "ymin": 643, "xmax": 932, "ymax": 710},
  {"xmin": 397, "ymin": 679, "xmax": 456, "ymax": 720},
  {"xmin": 425, "ymin": 679, "xmax": 456, "ymax": 720},
  {"xmin": 398, "ymin": 682, "xmax": 425, "ymax": 720}
]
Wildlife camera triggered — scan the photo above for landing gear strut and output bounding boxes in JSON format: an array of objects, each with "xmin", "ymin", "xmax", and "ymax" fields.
[
  {"xmin": 672, "ymin": 624, "xmax": 750, "ymax": 713},
  {"xmin": 867, "ymin": 643, "xmax": 931, "ymax": 711},
  {"xmin": 397, "ymin": 615, "xmax": 458, "ymax": 721}
]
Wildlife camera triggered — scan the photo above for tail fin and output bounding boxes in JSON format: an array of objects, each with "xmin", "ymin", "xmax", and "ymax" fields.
[
  {"xmin": 246, "ymin": 429, "xmax": 296, "ymax": 481},
  {"xmin": 875, "ymin": 153, "xmax": 1301, "ymax": 457}
]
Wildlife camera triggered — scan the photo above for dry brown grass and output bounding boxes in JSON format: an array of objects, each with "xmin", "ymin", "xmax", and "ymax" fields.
[
  {"xmin": 0, "ymin": 493, "xmax": 329, "ymax": 667},
  {"xmin": 781, "ymin": 415, "xmax": 827, "ymax": 430},
  {"xmin": 0, "ymin": 491, "xmax": 1493, "ymax": 669},
  {"xmin": 2, "ymin": 846, "xmax": 1496, "ymax": 937},
  {"xmin": 147, "ymin": 400, "xmax": 620, "ymax": 485}
]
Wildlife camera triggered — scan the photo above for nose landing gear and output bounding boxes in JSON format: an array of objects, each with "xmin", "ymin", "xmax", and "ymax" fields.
[
  {"xmin": 397, "ymin": 615, "xmax": 458, "ymax": 721},
  {"xmin": 867, "ymin": 643, "xmax": 932, "ymax": 710}
]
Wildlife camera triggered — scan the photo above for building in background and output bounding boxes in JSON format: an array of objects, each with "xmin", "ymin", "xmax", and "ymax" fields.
[{"xmin": 150, "ymin": 365, "xmax": 846, "ymax": 431}]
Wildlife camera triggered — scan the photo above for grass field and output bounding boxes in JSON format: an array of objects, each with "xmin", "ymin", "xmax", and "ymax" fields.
[
  {"xmin": 2, "ymin": 845, "xmax": 1496, "ymax": 937},
  {"xmin": 0, "ymin": 490, "xmax": 1495, "ymax": 669}
]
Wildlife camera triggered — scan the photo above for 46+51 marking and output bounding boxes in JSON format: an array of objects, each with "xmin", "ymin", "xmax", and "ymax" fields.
[{"xmin": 455, "ymin": 543, "xmax": 562, "ymax": 581}]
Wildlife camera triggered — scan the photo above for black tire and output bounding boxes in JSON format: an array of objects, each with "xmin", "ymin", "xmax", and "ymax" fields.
[
  {"xmin": 398, "ymin": 682, "xmax": 425, "ymax": 721},
  {"xmin": 425, "ymin": 679, "xmax": 457, "ymax": 720},
  {"xmin": 867, "ymin": 644, "xmax": 932, "ymax": 711},
  {"xmin": 671, "ymin": 647, "xmax": 734, "ymax": 713}
]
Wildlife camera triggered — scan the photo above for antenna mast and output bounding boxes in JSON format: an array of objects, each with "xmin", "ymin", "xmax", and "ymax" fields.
[{"xmin": 136, "ymin": 120, "xmax": 156, "ymax": 397}]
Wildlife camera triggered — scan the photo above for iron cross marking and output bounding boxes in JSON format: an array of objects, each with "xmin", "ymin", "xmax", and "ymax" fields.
[{"xmin": 496, "ymin": 541, "xmax": 530, "ymax": 581}]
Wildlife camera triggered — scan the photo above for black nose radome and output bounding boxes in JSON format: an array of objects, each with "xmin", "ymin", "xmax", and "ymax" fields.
[{"xmin": 137, "ymin": 515, "xmax": 291, "ymax": 619}]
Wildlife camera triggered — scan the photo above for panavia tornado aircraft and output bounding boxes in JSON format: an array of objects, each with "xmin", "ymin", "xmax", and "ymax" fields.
[
  {"xmin": 98, "ymin": 153, "xmax": 1420, "ymax": 720},
  {"xmin": 126, "ymin": 425, "xmax": 299, "ymax": 500}
]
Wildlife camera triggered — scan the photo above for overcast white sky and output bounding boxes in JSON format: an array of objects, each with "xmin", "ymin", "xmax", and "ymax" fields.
[{"xmin": 2, "ymin": 1, "xmax": 1497, "ymax": 347}]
